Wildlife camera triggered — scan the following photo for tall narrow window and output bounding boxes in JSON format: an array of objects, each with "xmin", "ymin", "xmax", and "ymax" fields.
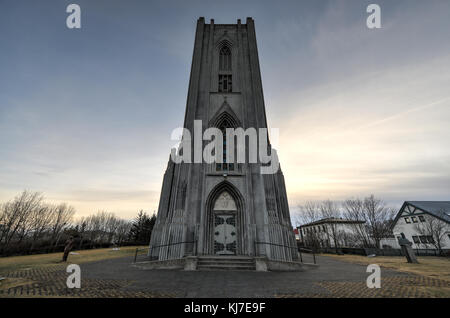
[
  {"xmin": 218, "ymin": 75, "xmax": 232, "ymax": 92},
  {"xmin": 219, "ymin": 46, "xmax": 231, "ymax": 71},
  {"xmin": 217, "ymin": 119, "xmax": 230, "ymax": 171},
  {"xmin": 214, "ymin": 115, "xmax": 237, "ymax": 172},
  {"xmin": 218, "ymin": 46, "xmax": 232, "ymax": 92}
]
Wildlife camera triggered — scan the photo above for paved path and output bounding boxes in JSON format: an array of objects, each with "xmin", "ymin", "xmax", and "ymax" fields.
[{"xmin": 1, "ymin": 254, "xmax": 448, "ymax": 297}]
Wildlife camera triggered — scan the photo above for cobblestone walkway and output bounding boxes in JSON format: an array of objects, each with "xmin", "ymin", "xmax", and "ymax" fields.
[
  {"xmin": 277, "ymin": 275, "xmax": 450, "ymax": 298},
  {"xmin": 1, "ymin": 256, "xmax": 448, "ymax": 298},
  {"xmin": 0, "ymin": 265, "xmax": 175, "ymax": 298}
]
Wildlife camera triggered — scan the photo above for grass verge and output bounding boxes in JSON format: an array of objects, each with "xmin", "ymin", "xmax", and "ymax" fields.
[
  {"xmin": 0, "ymin": 246, "xmax": 147, "ymax": 273},
  {"xmin": 325, "ymin": 254, "xmax": 450, "ymax": 282}
]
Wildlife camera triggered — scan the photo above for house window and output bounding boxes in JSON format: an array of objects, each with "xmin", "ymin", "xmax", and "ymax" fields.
[
  {"xmin": 218, "ymin": 75, "xmax": 232, "ymax": 92},
  {"xmin": 427, "ymin": 236, "xmax": 435, "ymax": 244},
  {"xmin": 412, "ymin": 236, "xmax": 420, "ymax": 244},
  {"xmin": 418, "ymin": 215, "xmax": 425, "ymax": 222},
  {"xmin": 419, "ymin": 236, "xmax": 428, "ymax": 244},
  {"xmin": 404, "ymin": 217, "xmax": 411, "ymax": 224},
  {"xmin": 411, "ymin": 216, "xmax": 418, "ymax": 223}
]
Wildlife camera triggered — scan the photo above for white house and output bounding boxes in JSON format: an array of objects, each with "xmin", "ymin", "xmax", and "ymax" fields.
[
  {"xmin": 298, "ymin": 218, "xmax": 368, "ymax": 248},
  {"xmin": 389, "ymin": 201, "xmax": 450, "ymax": 251}
]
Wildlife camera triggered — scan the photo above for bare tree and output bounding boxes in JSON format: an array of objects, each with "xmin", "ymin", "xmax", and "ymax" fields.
[
  {"xmin": 28, "ymin": 204, "xmax": 54, "ymax": 252},
  {"xmin": 76, "ymin": 218, "xmax": 88, "ymax": 249},
  {"xmin": 294, "ymin": 201, "xmax": 322, "ymax": 248},
  {"xmin": 319, "ymin": 200, "xmax": 343, "ymax": 252},
  {"xmin": 0, "ymin": 191, "xmax": 43, "ymax": 249},
  {"xmin": 78, "ymin": 211, "xmax": 129, "ymax": 247},
  {"xmin": 0, "ymin": 190, "xmax": 147, "ymax": 256},
  {"xmin": 414, "ymin": 213, "xmax": 448, "ymax": 254},
  {"xmin": 83, "ymin": 213, "xmax": 101, "ymax": 246},
  {"xmin": 49, "ymin": 203, "xmax": 75, "ymax": 249},
  {"xmin": 302, "ymin": 227, "xmax": 322, "ymax": 249},
  {"xmin": 343, "ymin": 198, "xmax": 373, "ymax": 247},
  {"xmin": 295, "ymin": 201, "xmax": 321, "ymax": 226},
  {"xmin": 362, "ymin": 195, "xmax": 396, "ymax": 248},
  {"xmin": 0, "ymin": 204, "xmax": 5, "ymax": 226},
  {"xmin": 295, "ymin": 200, "xmax": 343, "ymax": 250},
  {"xmin": 105, "ymin": 212, "xmax": 120, "ymax": 243},
  {"xmin": 115, "ymin": 219, "xmax": 132, "ymax": 246}
]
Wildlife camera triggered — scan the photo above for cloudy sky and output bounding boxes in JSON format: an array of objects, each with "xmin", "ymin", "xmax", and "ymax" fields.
[{"xmin": 1, "ymin": 0, "xmax": 449, "ymax": 219}]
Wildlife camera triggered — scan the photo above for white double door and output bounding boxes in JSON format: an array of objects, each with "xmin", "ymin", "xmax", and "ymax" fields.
[{"xmin": 213, "ymin": 213, "xmax": 237, "ymax": 255}]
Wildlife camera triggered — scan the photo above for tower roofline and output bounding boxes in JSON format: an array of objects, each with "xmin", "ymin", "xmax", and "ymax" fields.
[{"xmin": 197, "ymin": 17, "xmax": 254, "ymax": 25}]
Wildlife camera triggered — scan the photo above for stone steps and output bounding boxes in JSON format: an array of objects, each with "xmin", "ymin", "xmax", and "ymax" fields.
[
  {"xmin": 197, "ymin": 256, "xmax": 256, "ymax": 271},
  {"xmin": 198, "ymin": 260, "xmax": 254, "ymax": 265}
]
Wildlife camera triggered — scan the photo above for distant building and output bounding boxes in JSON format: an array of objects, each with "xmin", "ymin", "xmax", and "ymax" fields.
[
  {"xmin": 298, "ymin": 218, "xmax": 367, "ymax": 248},
  {"xmin": 293, "ymin": 228, "xmax": 300, "ymax": 241},
  {"xmin": 387, "ymin": 201, "xmax": 450, "ymax": 250}
]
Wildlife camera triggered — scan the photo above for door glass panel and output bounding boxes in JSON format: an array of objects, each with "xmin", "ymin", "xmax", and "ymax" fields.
[{"xmin": 214, "ymin": 214, "xmax": 237, "ymax": 255}]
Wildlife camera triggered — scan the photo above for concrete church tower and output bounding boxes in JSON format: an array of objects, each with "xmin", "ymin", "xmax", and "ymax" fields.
[{"xmin": 149, "ymin": 18, "xmax": 298, "ymax": 263}]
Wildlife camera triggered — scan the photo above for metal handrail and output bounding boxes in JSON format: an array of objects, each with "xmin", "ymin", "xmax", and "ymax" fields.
[
  {"xmin": 134, "ymin": 240, "xmax": 197, "ymax": 263},
  {"xmin": 255, "ymin": 241, "xmax": 298, "ymax": 249},
  {"xmin": 298, "ymin": 247, "xmax": 316, "ymax": 264},
  {"xmin": 150, "ymin": 241, "xmax": 195, "ymax": 249},
  {"xmin": 255, "ymin": 241, "xmax": 316, "ymax": 264}
]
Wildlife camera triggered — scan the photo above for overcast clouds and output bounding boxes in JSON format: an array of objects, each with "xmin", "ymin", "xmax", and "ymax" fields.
[{"xmin": 1, "ymin": 0, "xmax": 449, "ymax": 219}]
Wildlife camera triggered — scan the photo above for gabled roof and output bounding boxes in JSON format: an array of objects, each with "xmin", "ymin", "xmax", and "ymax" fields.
[
  {"xmin": 298, "ymin": 218, "xmax": 365, "ymax": 228},
  {"xmin": 395, "ymin": 201, "xmax": 450, "ymax": 223}
]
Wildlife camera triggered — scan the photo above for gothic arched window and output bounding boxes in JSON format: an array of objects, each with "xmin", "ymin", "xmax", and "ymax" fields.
[
  {"xmin": 219, "ymin": 46, "xmax": 231, "ymax": 71},
  {"xmin": 218, "ymin": 46, "xmax": 232, "ymax": 92},
  {"xmin": 220, "ymin": 119, "xmax": 229, "ymax": 170},
  {"xmin": 215, "ymin": 115, "xmax": 236, "ymax": 172}
]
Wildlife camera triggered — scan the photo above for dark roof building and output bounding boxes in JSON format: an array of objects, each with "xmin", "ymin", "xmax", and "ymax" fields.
[
  {"xmin": 394, "ymin": 201, "xmax": 450, "ymax": 224},
  {"xmin": 391, "ymin": 201, "xmax": 450, "ymax": 250},
  {"xmin": 299, "ymin": 218, "xmax": 365, "ymax": 228}
]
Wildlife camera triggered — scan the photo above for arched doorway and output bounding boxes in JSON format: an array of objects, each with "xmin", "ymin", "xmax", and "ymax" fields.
[
  {"xmin": 205, "ymin": 181, "xmax": 245, "ymax": 256},
  {"xmin": 213, "ymin": 191, "xmax": 237, "ymax": 255}
]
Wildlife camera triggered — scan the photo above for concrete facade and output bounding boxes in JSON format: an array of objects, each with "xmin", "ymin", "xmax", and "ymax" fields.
[{"xmin": 149, "ymin": 18, "xmax": 297, "ymax": 262}]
